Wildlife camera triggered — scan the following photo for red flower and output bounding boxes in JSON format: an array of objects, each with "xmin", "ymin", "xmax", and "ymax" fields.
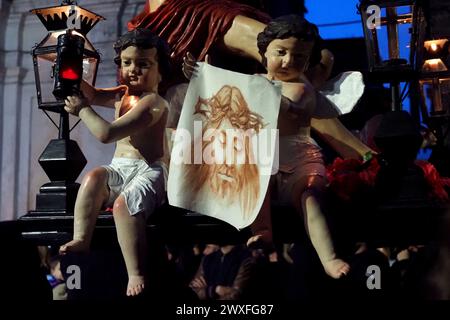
[{"xmin": 327, "ymin": 157, "xmax": 449, "ymax": 203}]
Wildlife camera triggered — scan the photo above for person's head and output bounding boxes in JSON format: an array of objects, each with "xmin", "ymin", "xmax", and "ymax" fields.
[
  {"xmin": 185, "ymin": 86, "xmax": 263, "ymax": 218},
  {"xmin": 113, "ymin": 28, "xmax": 170, "ymax": 92},
  {"xmin": 374, "ymin": 111, "xmax": 423, "ymax": 165},
  {"xmin": 203, "ymin": 244, "xmax": 220, "ymax": 256},
  {"xmin": 257, "ymin": 15, "xmax": 321, "ymax": 81}
]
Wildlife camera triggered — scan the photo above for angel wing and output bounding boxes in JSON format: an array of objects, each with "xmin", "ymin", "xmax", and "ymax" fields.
[{"xmin": 313, "ymin": 71, "xmax": 365, "ymax": 118}]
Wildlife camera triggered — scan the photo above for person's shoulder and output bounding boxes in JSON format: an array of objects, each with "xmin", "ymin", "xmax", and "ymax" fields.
[{"xmin": 140, "ymin": 92, "xmax": 169, "ymax": 110}]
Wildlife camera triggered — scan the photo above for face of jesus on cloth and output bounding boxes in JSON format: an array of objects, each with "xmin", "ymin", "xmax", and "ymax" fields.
[{"xmin": 182, "ymin": 85, "xmax": 264, "ymax": 219}]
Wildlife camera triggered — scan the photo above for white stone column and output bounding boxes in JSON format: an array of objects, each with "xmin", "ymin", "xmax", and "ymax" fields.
[
  {"xmin": 0, "ymin": 66, "xmax": 28, "ymax": 221},
  {"xmin": 0, "ymin": 4, "xmax": 29, "ymax": 220}
]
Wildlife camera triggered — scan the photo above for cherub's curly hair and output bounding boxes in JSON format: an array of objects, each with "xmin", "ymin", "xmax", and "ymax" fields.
[
  {"xmin": 113, "ymin": 28, "xmax": 171, "ymax": 78},
  {"xmin": 257, "ymin": 14, "xmax": 322, "ymax": 68}
]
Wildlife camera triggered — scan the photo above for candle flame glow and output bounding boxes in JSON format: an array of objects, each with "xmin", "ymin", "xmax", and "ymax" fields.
[
  {"xmin": 424, "ymin": 39, "xmax": 448, "ymax": 54},
  {"xmin": 119, "ymin": 95, "xmax": 139, "ymax": 117},
  {"xmin": 129, "ymin": 96, "xmax": 139, "ymax": 108},
  {"xmin": 422, "ymin": 58, "xmax": 448, "ymax": 72}
]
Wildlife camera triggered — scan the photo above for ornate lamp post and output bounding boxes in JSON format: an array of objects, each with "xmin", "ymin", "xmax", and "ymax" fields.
[
  {"xmin": 358, "ymin": 0, "xmax": 426, "ymax": 112},
  {"xmin": 29, "ymin": 1, "xmax": 104, "ymax": 214}
]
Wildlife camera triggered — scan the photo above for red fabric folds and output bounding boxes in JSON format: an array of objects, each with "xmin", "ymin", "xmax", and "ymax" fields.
[
  {"xmin": 128, "ymin": 0, "xmax": 270, "ymax": 67},
  {"xmin": 327, "ymin": 157, "xmax": 449, "ymax": 203},
  {"xmin": 326, "ymin": 157, "xmax": 379, "ymax": 202},
  {"xmin": 415, "ymin": 160, "xmax": 449, "ymax": 202}
]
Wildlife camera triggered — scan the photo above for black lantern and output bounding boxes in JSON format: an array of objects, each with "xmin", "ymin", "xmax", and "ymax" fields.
[
  {"xmin": 52, "ymin": 31, "xmax": 85, "ymax": 99},
  {"xmin": 28, "ymin": 1, "xmax": 105, "ymax": 214},
  {"xmin": 359, "ymin": 0, "xmax": 426, "ymax": 111},
  {"xmin": 31, "ymin": 1, "xmax": 103, "ymax": 113}
]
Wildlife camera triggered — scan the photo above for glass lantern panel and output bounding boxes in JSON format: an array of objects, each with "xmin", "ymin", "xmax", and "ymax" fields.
[
  {"xmin": 376, "ymin": 26, "xmax": 388, "ymax": 62},
  {"xmin": 421, "ymin": 78, "xmax": 450, "ymax": 115},
  {"xmin": 398, "ymin": 20, "xmax": 413, "ymax": 60},
  {"xmin": 82, "ymin": 56, "xmax": 98, "ymax": 86},
  {"xmin": 83, "ymin": 38, "xmax": 96, "ymax": 52},
  {"xmin": 36, "ymin": 53, "xmax": 58, "ymax": 104},
  {"xmin": 396, "ymin": 5, "xmax": 412, "ymax": 15},
  {"xmin": 376, "ymin": 6, "xmax": 413, "ymax": 65},
  {"xmin": 40, "ymin": 31, "xmax": 66, "ymax": 47}
]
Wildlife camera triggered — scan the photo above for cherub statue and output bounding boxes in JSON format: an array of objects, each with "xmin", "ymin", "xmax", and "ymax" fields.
[{"xmin": 59, "ymin": 29, "xmax": 170, "ymax": 296}]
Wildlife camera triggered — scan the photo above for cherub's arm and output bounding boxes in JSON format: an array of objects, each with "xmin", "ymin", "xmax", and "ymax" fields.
[
  {"xmin": 80, "ymin": 80, "xmax": 127, "ymax": 108},
  {"xmin": 64, "ymin": 93, "xmax": 166, "ymax": 143},
  {"xmin": 285, "ymin": 81, "xmax": 374, "ymax": 159},
  {"xmin": 304, "ymin": 48, "xmax": 334, "ymax": 89},
  {"xmin": 311, "ymin": 117, "xmax": 375, "ymax": 159},
  {"xmin": 281, "ymin": 83, "xmax": 374, "ymax": 160},
  {"xmin": 223, "ymin": 15, "xmax": 266, "ymax": 62}
]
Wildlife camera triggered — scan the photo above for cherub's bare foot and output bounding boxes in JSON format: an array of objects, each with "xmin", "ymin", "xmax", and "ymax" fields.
[
  {"xmin": 323, "ymin": 259, "xmax": 350, "ymax": 279},
  {"xmin": 126, "ymin": 275, "xmax": 146, "ymax": 296},
  {"xmin": 59, "ymin": 239, "xmax": 89, "ymax": 255}
]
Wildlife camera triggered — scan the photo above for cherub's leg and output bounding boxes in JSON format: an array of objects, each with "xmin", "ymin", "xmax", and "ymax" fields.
[
  {"xmin": 59, "ymin": 167, "xmax": 109, "ymax": 254},
  {"xmin": 112, "ymin": 195, "xmax": 147, "ymax": 296},
  {"xmin": 310, "ymin": 118, "xmax": 374, "ymax": 160},
  {"xmin": 247, "ymin": 187, "xmax": 273, "ymax": 250},
  {"xmin": 292, "ymin": 176, "xmax": 350, "ymax": 279}
]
